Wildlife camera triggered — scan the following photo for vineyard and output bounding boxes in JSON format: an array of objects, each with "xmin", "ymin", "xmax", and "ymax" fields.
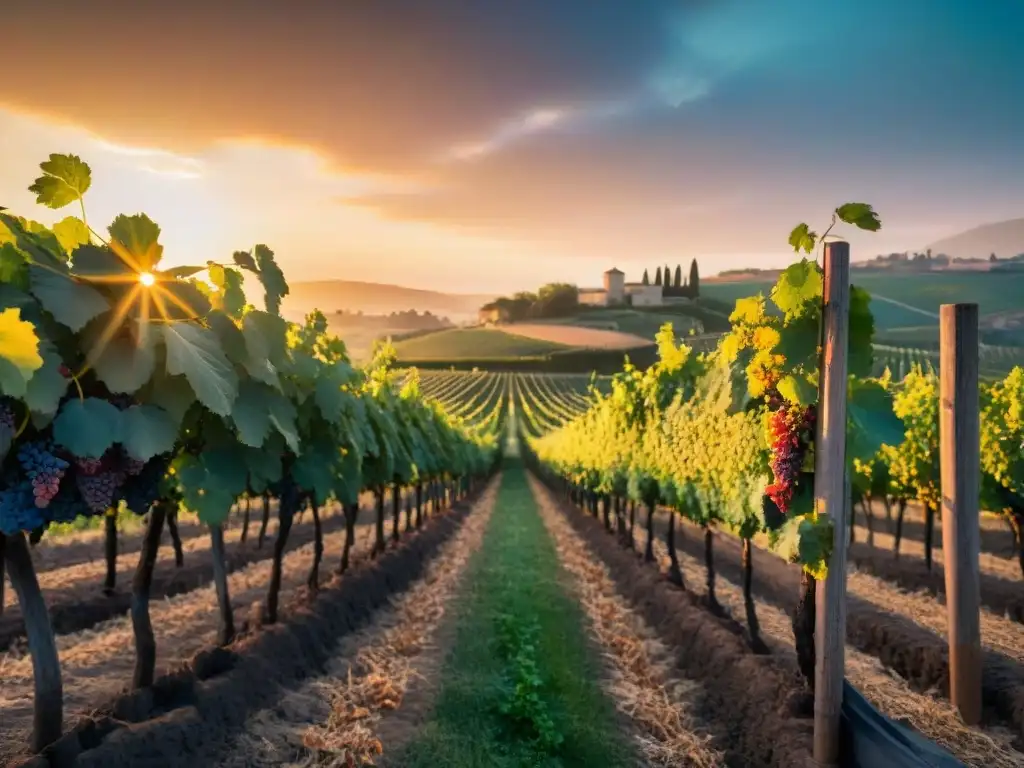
[{"xmin": 1, "ymin": 160, "xmax": 1023, "ymax": 767}]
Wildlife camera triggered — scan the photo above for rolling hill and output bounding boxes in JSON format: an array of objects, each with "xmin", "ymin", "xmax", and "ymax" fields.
[
  {"xmin": 925, "ymin": 217, "xmax": 1024, "ymax": 260},
  {"xmin": 282, "ymin": 279, "xmax": 496, "ymax": 321}
]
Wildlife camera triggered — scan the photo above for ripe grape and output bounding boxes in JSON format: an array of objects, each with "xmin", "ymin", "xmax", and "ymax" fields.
[
  {"xmin": 765, "ymin": 404, "xmax": 815, "ymax": 514},
  {"xmin": 122, "ymin": 457, "xmax": 169, "ymax": 513},
  {"xmin": 17, "ymin": 441, "xmax": 70, "ymax": 509},
  {"xmin": 75, "ymin": 456, "xmax": 104, "ymax": 475},
  {"xmin": 0, "ymin": 482, "xmax": 44, "ymax": 534},
  {"xmin": 77, "ymin": 470, "xmax": 126, "ymax": 513}
]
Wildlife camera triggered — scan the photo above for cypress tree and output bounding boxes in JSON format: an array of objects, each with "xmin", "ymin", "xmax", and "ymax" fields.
[
  {"xmin": 655, "ymin": 266, "xmax": 662, "ymax": 285},
  {"xmin": 673, "ymin": 264, "xmax": 682, "ymax": 287},
  {"xmin": 642, "ymin": 268, "xmax": 650, "ymax": 285},
  {"xmin": 688, "ymin": 258, "xmax": 700, "ymax": 298}
]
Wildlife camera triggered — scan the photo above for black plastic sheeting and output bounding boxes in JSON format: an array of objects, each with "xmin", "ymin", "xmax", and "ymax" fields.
[{"xmin": 841, "ymin": 680, "xmax": 966, "ymax": 768}]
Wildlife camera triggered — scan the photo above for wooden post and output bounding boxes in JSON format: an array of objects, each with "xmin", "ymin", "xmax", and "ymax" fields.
[
  {"xmin": 813, "ymin": 241, "xmax": 851, "ymax": 767},
  {"xmin": 939, "ymin": 303, "xmax": 982, "ymax": 724}
]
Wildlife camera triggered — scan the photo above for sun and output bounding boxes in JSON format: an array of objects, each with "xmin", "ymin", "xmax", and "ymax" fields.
[{"xmin": 139, "ymin": 272, "xmax": 156, "ymax": 287}]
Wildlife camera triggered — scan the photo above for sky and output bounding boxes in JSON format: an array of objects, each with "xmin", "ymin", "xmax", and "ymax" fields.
[{"xmin": 2, "ymin": 0, "xmax": 1023, "ymax": 295}]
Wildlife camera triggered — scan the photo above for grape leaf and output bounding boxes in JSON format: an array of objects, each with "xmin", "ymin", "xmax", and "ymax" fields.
[
  {"xmin": 23, "ymin": 346, "xmax": 68, "ymax": 416},
  {"xmin": 788, "ymin": 223, "xmax": 817, "ymax": 254},
  {"xmin": 267, "ymin": 392, "xmax": 299, "ymax": 452},
  {"xmin": 242, "ymin": 310, "xmax": 289, "ymax": 368},
  {"xmin": 53, "ymin": 397, "xmax": 123, "ymax": 457},
  {"xmin": 28, "ymin": 154, "xmax": 92, "ymax": 209},
  {"xmin": 28, "ymin": 265, "xmax": 109, "ymax": 331},
  {"xmin": 121, "ymin": 405, "xmax": 177, "ymax": 461},
  {"xmin": 774, "ymin": 313, "xmax": 820, "ymax": 373},
  {"xmin": 144, "ymin": 371, "xmax": 196, "ymax": 430},
  {"xmin": 835, "ymin": 202, "xmax": 881, "ymax": 232},
  {"xmin": 253, "ymin": 244, "xmax": 288, "ymax": 315},
  {"xmin": 161, "ymin": 323, "xmax": 238, "ymax": 416},
  {"xmin": 0, "ymin": 307, "xmax": 44, "ymax": 397},
  {"xmin": 771, "ymin": 260, "xmax": 822, "ymax": 318},
  {"xmin": 0, "ymin": 244, "xmax": 29, "ymax": 292},
  {"xmin": 70, "ymin": 243, "xmax": 135, "ymax": 279},
  {"xmin": 155, "ymin": 280, "xmax": 212, "ymax": 320},
  {"xmin": 241, "ymin": 443, "xmax": 283, "ymax": 494},
  {"xmin": 208, "ymin": 264, "xmax": 247, "ymax": 317},
  {"xmin": 90, "ymin": 333, "xmax": 157, "ymax": 394},
  {"xmin": 292, "ymin": 438, "xmax": 337, "ymax": 502},
  {"xmin": 232, "ymin": 249, "xmax": 258, "ymax": 272},
  {"xmin": 777, "ymin": 373, "xmax": 817, "ymax": 406},
  {"xmin": 52, "ymin": 217, "xmax": 90, "ymax": 255},
  {"xmin": 1, "ymin": 214, "xmax": 67, "ymax": 270},
  {"xmin": 231, "ymin": 380, "xmax": 275, "ymax": 448},
  {"xmin": 108, "ymin": 214, "xmax": 164, "ymax": 273}
]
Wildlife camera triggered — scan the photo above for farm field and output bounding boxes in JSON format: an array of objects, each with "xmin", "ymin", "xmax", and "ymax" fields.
[
  {"xmin": 502, "ymin": 322, "xmax": 653, "ymax": 349},
  {"xmin": 392, "ymin": 327, "xmax": 569, "ymax": 360},
  {"xmin": 539, "ymin": 307, "xmax": 705, "ymax": 337}
]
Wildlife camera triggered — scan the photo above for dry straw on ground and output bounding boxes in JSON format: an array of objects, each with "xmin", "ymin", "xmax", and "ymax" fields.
[
  {"xmin": 223, "ymin": 482, "xmax": 498, "ymax": 768},
  {"xmin": 530, "ymin": 478, "xmax": 724, "ymax": 768},
  {"xmin": 648, "ymin": 532, "xmax": 1024, "ymax": 768}
]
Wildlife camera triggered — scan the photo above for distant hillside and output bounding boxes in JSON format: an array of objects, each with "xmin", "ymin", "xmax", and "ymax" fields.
[
  {"xmin": 926, "ymin": 218, "xmax": 1024, "ymax": 260},
  {"xmin": 281, "ymin": 280, "xmax": 496, "ymax": 321}
]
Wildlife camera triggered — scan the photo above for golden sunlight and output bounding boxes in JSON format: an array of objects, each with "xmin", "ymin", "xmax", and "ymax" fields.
[{"xmin": 139, "ymin": 272, "xmax": 156, "ymax": 286}]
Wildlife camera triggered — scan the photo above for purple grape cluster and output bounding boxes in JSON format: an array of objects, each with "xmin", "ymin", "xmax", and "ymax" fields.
[
  {"xmin": 75, "ymin": 456, "xmax": 104, "ymax": 475},
  {"xmin": 77, "ymin": 470, "xmax": 126, "ymax": 513},
  {"xmin": 765, "ymin": 405, "xmax": 815, "ymax": 514},
  {"xmin": 0, "ymin": 483, "xmax": 43, "ymax": 534},
  {"xmin": 17, "ymin": 441, "xmax": 70, "ymax": 509},
  {"xmin": 124, "ymin": 457, "xmax": 146, "ymax": 476}
]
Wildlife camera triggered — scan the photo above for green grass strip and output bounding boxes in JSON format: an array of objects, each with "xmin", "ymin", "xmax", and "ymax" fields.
[{"xmin": 396, "ymin": 459, "xmax": 633, "ymax": 767}]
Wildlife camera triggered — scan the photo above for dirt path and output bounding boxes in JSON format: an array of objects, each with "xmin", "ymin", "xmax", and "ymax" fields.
[
  {"xmin": 0, "ymin": 525, "xmax": 378, "ymax": 763},
  {"xmin": 530, "ymin": 476, "xmax": 724, "ymax": 767},
  {"xmin": 212, "ymin": 479, "xmax": 499, "ymax": 767}
]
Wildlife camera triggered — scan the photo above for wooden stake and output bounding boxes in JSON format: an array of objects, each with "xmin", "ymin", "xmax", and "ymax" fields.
[
  {"xmin": 813, "ymin": 241, "xmax": 851, "ymax": 767},
  {"xmin": 940, "ymin": 303, "xmax": 982, "ymax": 724}
]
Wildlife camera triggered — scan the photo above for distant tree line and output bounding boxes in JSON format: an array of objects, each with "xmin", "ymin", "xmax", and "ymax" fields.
[
  {"xmin": 480, "ymin": 283, "xmax": 579, "ymax": 322},
  {"xmin": 639, "ymin": 258, "xmax": 700, "ymax": 298},
  {"xmin": 332, "ymin": 308, "xmax": 452, "ymax": 330}
]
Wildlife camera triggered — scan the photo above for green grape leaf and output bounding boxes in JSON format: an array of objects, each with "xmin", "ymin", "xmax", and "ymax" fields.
[
  {"xmin": 267, "ymin": 392, "xmax": 299, "ymax": 452},
  {"xmin": 847, "ymin": 378, "xmax": 904, "ymax": 463},
  {"xmin": 207, "ymin": 264, "xmax": 247, "ymax": 318},
  {"xmin": 108, "ymin": 214, "xmax": 164, "ymax": 274},
  {"xmin": 161, "ymin": 323, "xmax": 238, "ymax": 416},
  {"xmin": 23, "ymin": 346, "xmax": 68, "ymax": 416},
  {"xmin": 1, "ymin": 214, "xmax": 68, "ymax": 270},
  {"xmin": 90, "ymin": 332, "xmax": 157, "ymax": 394},
  {"xmin": 292, "ymin": 439, "xmax": 337, "ymax": 502},
  {"xmin": 206, "ymin": 310, "xmax": 248, "ymax": 364},
  {"xmin": 232, "ymin": 249, "xmax": 258, "ymax": 272},
  {"xmin": 0, "ymin": 307, "xmax": 44, "ymax": 398},
  {"xmin": 242, "ymin": 311, "xmax": 289, "ymax": 368},
  {"xmin": 774, "ymin": 313, "xmax": 820, "ymax": 373},
  {"xmin": 29, "ymin": 265, "xmax": 109, "ymax": 331},
  {"xmin": 0, "ymin": 243, "xmax": 29, "ymax": 290},
  {"xmin": 145, "ymin": 371, "xmax": 196, "ymax": 429},
  {"xmin": 771, "ymin": 260, "xmax": 822, "ymax": 318},
  {"xmin": 53, "ymin": 397, "xmax": 123, "ymax": 458},
  {"xmin": 52, "ymin": 217, "xmax": 90, "ymax": 255},
  {"xmin": 121, "ymin": 404, "xmax": 177, "ymax": 461},
  {"xmin": 835, "ymin": 202, "xmax": 881, "ymax": 232},
  {"xmin": 156, "ymin": 280, "xmax": 212, "ymax": 320},
  {"xmin": 231, "ymin": 380, "xmax": 275, "ymax": 448},
  {"xmin": 29, "ymin": 154, "xmax": 92, "ymax": 209},
  {"xmin": 253, "ymin": 245, "xmax": 288, "ymax": 315},
  {"xmin": 241, "ymin": 443, "xmax": 283, "ymax": 493},
  {"xmin": 777, "ymin": 373, "xmax": 817, "ymax": 406},
  {"xmin": 70, "ymin": 243, "xmax": 135, "ymax": 279},
  {"xmin": 788, "ymin": 223, "xmax": 817, "ymax": 254}
]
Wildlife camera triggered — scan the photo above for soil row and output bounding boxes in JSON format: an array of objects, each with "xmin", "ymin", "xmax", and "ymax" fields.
[
  {"xmin": 0, "ymin": 504, "xmax": 355, "ymax": 652},
  {"xmin": 552, "ymin": 491, "xmax": 815, "ymax": 765},
  {"xmin": 660, "ymin": 513, "xmax": 1024, "ymax": 744},
  {"xmin": 16, "ymin": 483, "xmax": 487, "ymax": 768}
]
